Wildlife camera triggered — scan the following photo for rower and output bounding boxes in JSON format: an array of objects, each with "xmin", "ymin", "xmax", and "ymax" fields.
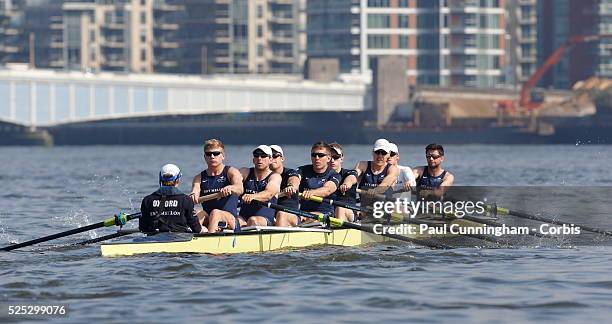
[
  {"xmin": 238, "ymin": 145, "xmax": 281, "ymax": 227},
  {"xmin": 387, "ymin": 142, "xmax": 416, "ymax": 197},
  {"xmin": 277, "ymin": 141, "xmax": 341, "ymax": 226},
  {"xmin": 328, "ymin": 142, "xmax": 358, "ymax": 222},
  {"xmin": 190, "ymin": 139, "xmax": 244, "ymax": 233},
  {"xmin": 269, "ymin": 145, "xmax": 301, "ymax": 227},
  {"xmin": 140, "ymin": 164, "xmax": 205, "ymax": 234},
  {"xmin": 354, "ymin": 138, "xmax": 399, "ymax": 199},
  {"xmin": 413, "ymin": 143, "xmax": 454, "ymax": 199}
]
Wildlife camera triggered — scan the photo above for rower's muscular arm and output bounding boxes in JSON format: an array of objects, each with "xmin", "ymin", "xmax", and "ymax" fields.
[
  {"xmin": 224, "ymin": 167, "xmax": 244, "ymax": 196},
  {"xmin": 190, "ymin": 173, "xmax": 202, "ymax": 204},
  {"xmin": 413, "ymin": 166, "xmax": 424, "ymax": 181},
  {"xmin": 252, "ymin": 173, "xmax": 281, "ymax": 201},
  {"xmin": 353, "ymin": 161, "xmax": 366, "ymax": 178},
  {"xmin": 285, "ymin": 174, "xmax": 300, "ymax": 195},
  {"xmin": 436, "ymin": 172, "xmax": 455, "ymax": 196},
  {"xmin": 376, "ymin": 164, "xmax": 399, "ymax": 190},
  {"xmin": 306, "ymin": 180, "xmax": 338, "ymax": 198}
]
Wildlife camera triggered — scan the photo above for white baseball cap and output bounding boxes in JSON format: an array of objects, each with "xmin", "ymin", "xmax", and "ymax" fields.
[
  {"xmin": 373, "ymin": 138, "xmax": 390, "ymax": 152},
  {"xmin": 269, "ymin": 145, "xmax": 284, "ymax": 157},
  {"xmin": 388, "ymin": 143, "xmax": 399, "ymax": 154},
  {"xmin": 253, "ymin": 145, "xmax": 273, "ymax": 157},
  {"xmin": 159, "ymin": 163, "xmax": 182, "ymax": 182}
]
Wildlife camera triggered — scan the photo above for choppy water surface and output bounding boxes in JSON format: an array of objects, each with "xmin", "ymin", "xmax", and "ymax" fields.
[{"xmin": 1, "ymin": 145, "xmax": 611, "ymax": 323}]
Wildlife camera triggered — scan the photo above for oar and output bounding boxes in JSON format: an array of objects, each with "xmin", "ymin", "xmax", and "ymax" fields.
[
  {"xmin": 0, "ymin": 212, "xmax": 141, "ymax": 252},
  {"xmin": 74, "ymin": 229, "xmax": 141, "ymax": 246},
  {"xmin": 194, "ymin": 192, "xmax": 223, "ymax": 204},
  {"xmin": 493, "ymin": 205, "xmax": 612, "ymax": 236},
  {"xmin": 298, "ymin": 193, "xmax": 370, "ymax": 213},
  {"xmin": 252, "ymin": 200, "xmax": 453, "ymax": 249},
  {"xmin": 301, "ymin": 194, "xmax": 506, "ymax": 245}
]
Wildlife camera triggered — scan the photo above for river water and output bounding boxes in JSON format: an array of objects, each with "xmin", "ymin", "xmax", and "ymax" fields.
[{"xmin": 1, "ymin": 145, "xmax": 611, "ymax": 323}]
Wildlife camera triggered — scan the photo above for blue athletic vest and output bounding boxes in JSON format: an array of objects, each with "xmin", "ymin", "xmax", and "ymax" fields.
[
  {"xmin": 358, "ymin": 161, "xmax": 390, "ymax": 190},
  {"xmin": 297, "ymin": 165, "xmax": 341, "ymax": 214},
  {"xmin": 416, "ymin": 166, "xmax": 447, "ymax": 189},
  {"xmin": 199, "ymin": 166, "xmax": 239, "ymax": 217},
  {"xmin": 239, "ymin": 168, "xmax": 277, "ymax": 224},
  {"xmin": 277, "ymin": 167, "xmax": 299, "ymax": 208},
  {"xmin": 335, "ymin": 168, "xmax": 358, "ymax": 203}
]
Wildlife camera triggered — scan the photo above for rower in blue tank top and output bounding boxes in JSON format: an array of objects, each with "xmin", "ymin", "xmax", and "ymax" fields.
[
  {"xmin": 414, "ymin": 143, "xmax": 454, "ymax": 199},
  {"xmin": 328, "ymin": 142, "xmax": 358, "ymax": 222},
  {"xmin": 269, "ymin": 145, "xmax": 302, "ymax": 227},
  {"xmin": 190, "ymin": 139, "xmax": 244, "ymax": 233},
  {"xmin": 238, "ymin": 145, "xmax": 281, "ymax": 227},
  {"xmin": 280, "ymin": 142, "xmax": 341, "ymax": 226},
  {"xmin": 354, "ymin": 139, "xmax": 399, "ymax": 198}
]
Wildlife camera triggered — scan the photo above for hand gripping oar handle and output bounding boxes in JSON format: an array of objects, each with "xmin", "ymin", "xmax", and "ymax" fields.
[
  {"xmin": 252, "ymin": 200, "xmax": 452, "ymax": 249},
  {"xmin": 299, "ymin": 194, "xmax": 371, "ymax": 213},
  {"xmin": 0, "ymin": 212, "xmax": 141, "ymax": 252},
  {"xmin": 195, "ymin": 192, "xmax": 224, "ymax": 204}
]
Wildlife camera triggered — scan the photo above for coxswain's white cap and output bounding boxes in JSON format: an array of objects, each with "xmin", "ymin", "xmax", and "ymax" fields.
[
  {"xmin": 253, "ymin": 145, "xmax": 273, "ymax": 157},
  {"xmin": 270, "ymin": 145, "xmax": 284, "ymax": 157},
  {"xmin": 388, "ymin": 143, "xmax": 399, "ymax": 154},
  {"xmin": 373, "ymin": 138, "xmax": 390, "ymax": 152},
  {"xmin": 159, "ymin": 163, "xmax": 182, "ymax": 182}
]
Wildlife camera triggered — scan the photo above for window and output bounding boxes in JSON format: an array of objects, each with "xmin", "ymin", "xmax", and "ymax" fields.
[
  {"xmin": 367, "ymin": 35, "xmax": 391, "ymax": 48},
  {"xmin": 368, "ymin": 0, "xmax": 390, "ymax": 7},
  {"xmin": 141, "ymin": 49, "xmax": 146, "ymax": 61},
  {"xmin": 399, "ymin": 35, "xmax": 409, "ymax": 48},
  {"xmin": 368, "ymin": 14, "xmax": 391, "ymax": 28},
  {"xmin": 257, "ymin": 5, "xmax": 263, "ymax": 18},
  {"xmin": 398, "ymin": 15, "xmax": 409, "ymax": 28},
  {"xmin": 257, "ymin": 45, "xmax": 264, "ymax": 57},
  {"xmin": 257, "ymin": 25, "xmax": 263, "ymax": 37},
  {"xmin": 398, "ymin": 0, "xmax": 409, "ymax": 7},
  {"xmin": 140, "ymin": 12, "xmax": 146, "ymax": 24}
]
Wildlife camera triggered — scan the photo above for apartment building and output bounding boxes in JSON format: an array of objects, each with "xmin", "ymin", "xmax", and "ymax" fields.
[
  {"xmin": 307, "ymin": 0, "xmax": 507, "ymax": 88},
  {"xmin": 506, "ymin": 0, "xmax": 537, "ymax": 84},
  {"xmin": 1, "ymin": 0, "xmax": 304, "ymax": 74}
]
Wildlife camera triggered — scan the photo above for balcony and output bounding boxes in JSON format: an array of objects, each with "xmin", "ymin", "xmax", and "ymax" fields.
[
  {"xmin": 269, "ymin": 12, "xmax": 294, "ymax": 24},
  {"xmin": 155, "ymin": 41, "xmax": 179, "ymax": 49},
  {"xmin": 101, "ymin": 37, "xmax": 125, "ymax": 48},
  {"xmin": 154, "ymin": 21, "xmax": 179, "ymax": 30},
  {"xmin": 103, "ymin": 23, "xmax": 126, "ymax": 30},
  {"xmin": 269, "ymin": 31, "xmax": 294, "ymax": 43},
  {"xmin": 518, "ymin": 16, "xmax": 537, "ymax": 25}
]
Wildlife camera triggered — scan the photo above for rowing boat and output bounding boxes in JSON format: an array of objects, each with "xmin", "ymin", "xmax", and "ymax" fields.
[{"xmin": 100, "ymin": 218, "xmax": 482, "ymax": 257}]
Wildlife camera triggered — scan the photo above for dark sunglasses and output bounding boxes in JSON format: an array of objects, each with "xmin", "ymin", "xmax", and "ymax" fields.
[
  {"xmin": 253, "ymin": 153, "xmax": 269, "ymax": 158},
  {"xmin": 374, "ymin": 150, "xmax": 388, "ymax": 155},
  {"xmin": 331, "ymin": 154, "xmax": 342, "ymax": 160},
  {"xmin": 426, "ymin": 154, "xmax": 442, "ymax": 159},
  {"xmin": 390, "ymin": 152, "xmax": 397, "ymax": 157},
  {"xmin": 311, "ymin": 152, "xmax": 328, "ymax": 158},
  {"xmin": 204, "ymin": 151, "xmax": 222, "ymax": 157},
  {"xmin": 272, "ymin": 153, "xmax": 282, "ymax": 158}
]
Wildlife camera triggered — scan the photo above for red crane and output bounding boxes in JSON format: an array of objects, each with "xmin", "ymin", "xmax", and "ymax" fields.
[{"xmin": 502, "ymin": 34, "xmax": 612, "ymax": 112}]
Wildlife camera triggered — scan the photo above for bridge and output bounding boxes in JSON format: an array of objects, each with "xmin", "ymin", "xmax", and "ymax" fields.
[{"xmin": 0, "ymin": 65, "xmax": 367, "ymax": 127}]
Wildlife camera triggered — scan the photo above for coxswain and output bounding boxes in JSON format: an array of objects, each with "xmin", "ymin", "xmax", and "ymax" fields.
[{"xmin": 140, "ymin": 164, "xmax": 204, "ymax": 234}]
